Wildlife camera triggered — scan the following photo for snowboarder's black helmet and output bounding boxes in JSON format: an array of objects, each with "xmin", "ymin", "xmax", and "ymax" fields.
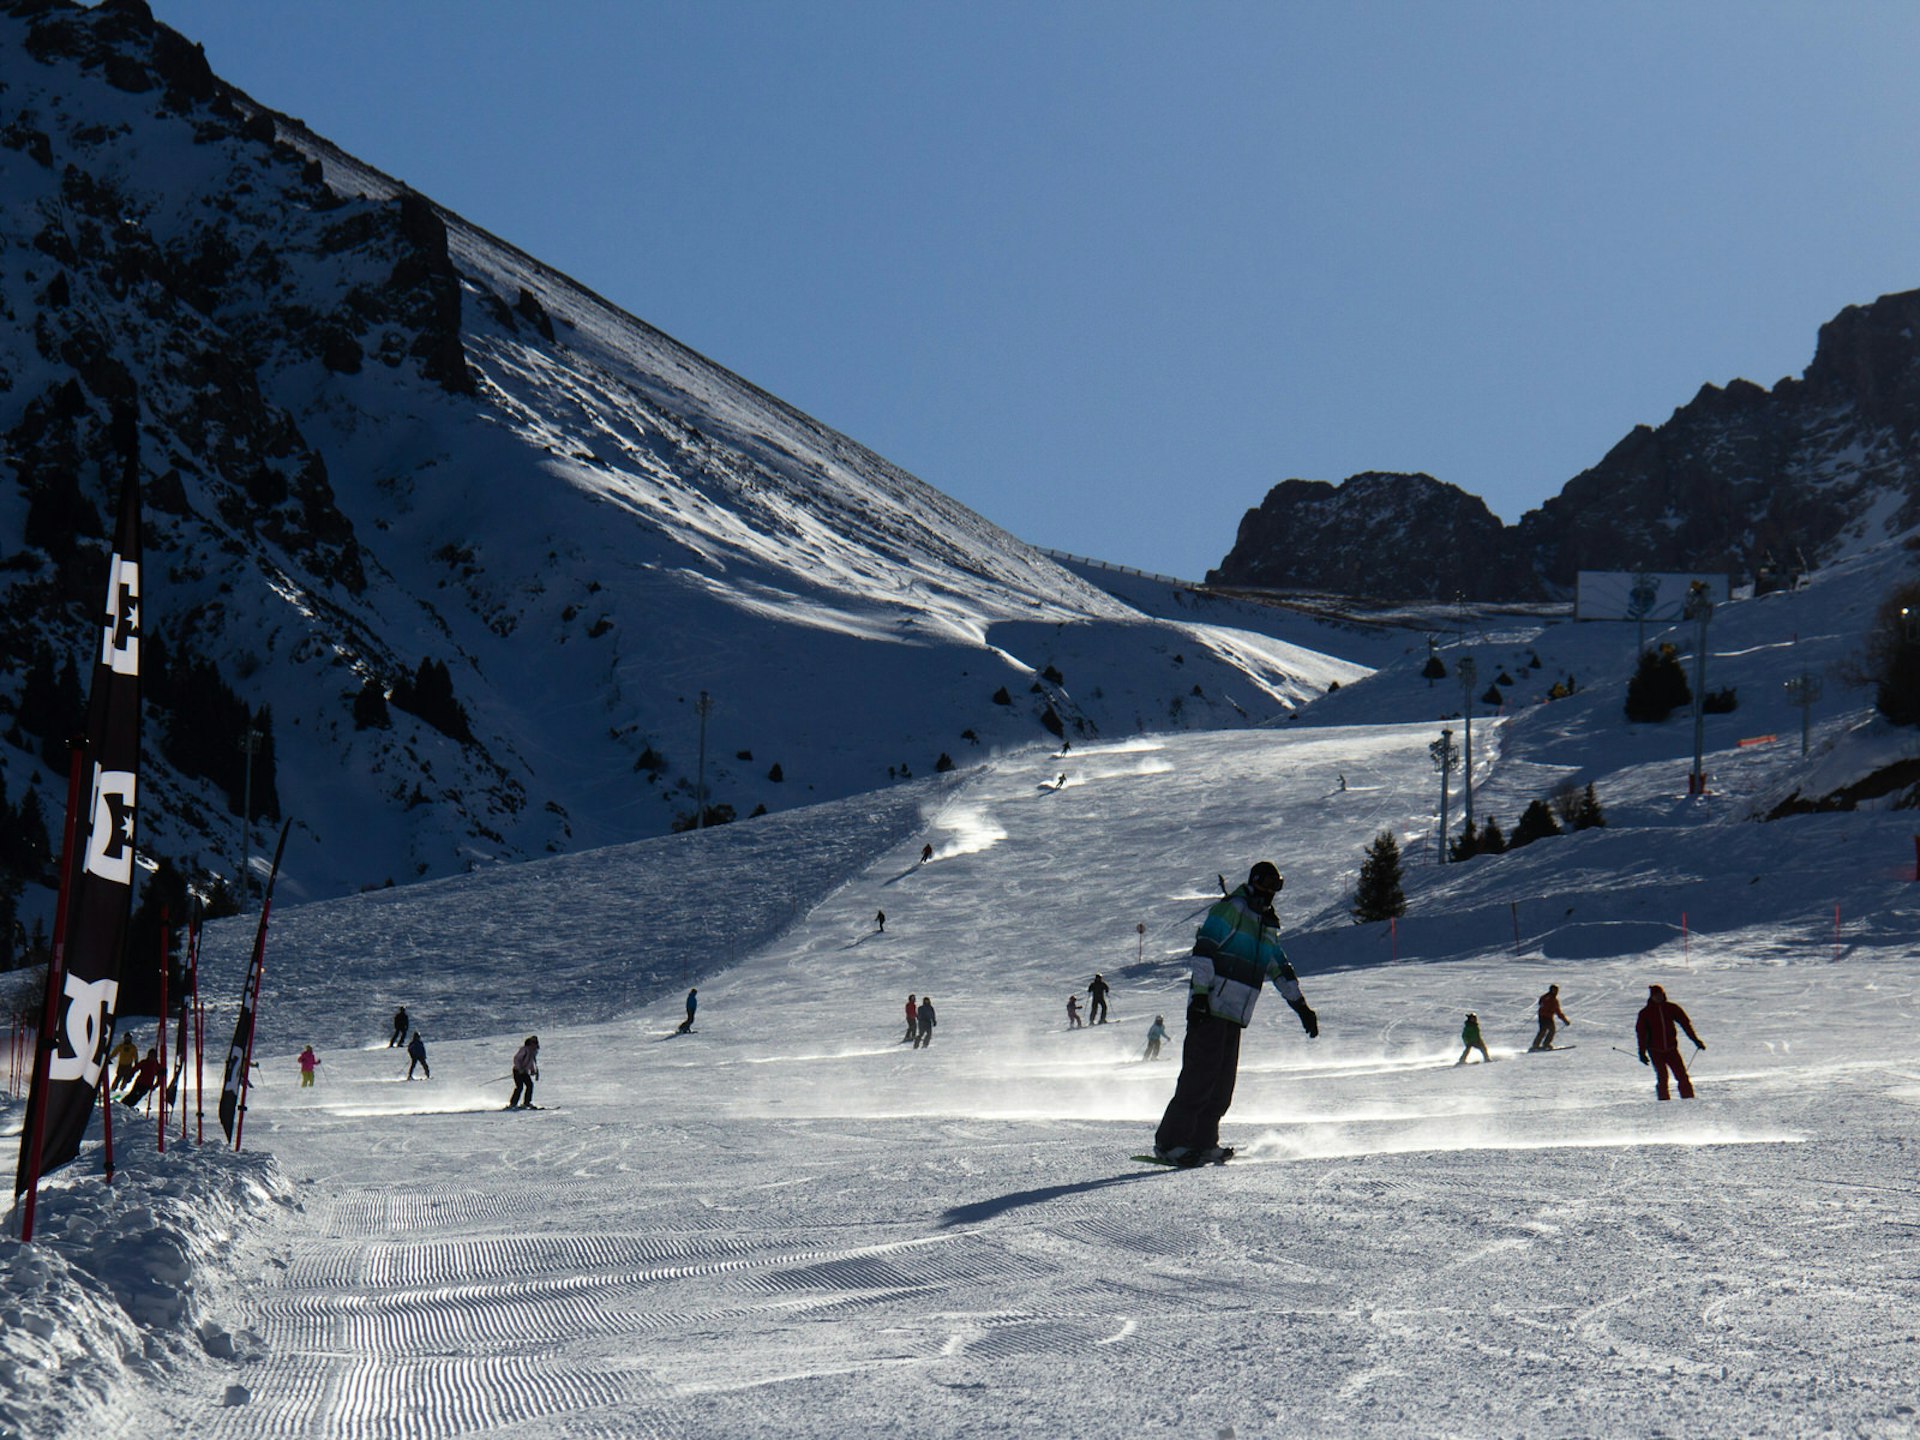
[{"xmin": 1248, "ymin": 861, "xmax": 1282, "ymax": 892}]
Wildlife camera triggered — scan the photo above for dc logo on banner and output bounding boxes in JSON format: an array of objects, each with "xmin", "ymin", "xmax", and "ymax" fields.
[
  {"xmin": 48, "ymin": 973, "xmax": 119, "ymax": 1084},
  {"xmin": 85, "ymin": 765, "xmax": 137, "ymax": 886},
  {"xmin": 101, "ymin": 553, "xmax": 140, "ymax": 676}
]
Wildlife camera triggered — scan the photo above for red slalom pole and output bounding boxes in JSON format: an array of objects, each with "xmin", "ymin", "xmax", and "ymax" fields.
[{"xmin": 156, "ymin": 909, "xmax": 168, "ymax": 1156}]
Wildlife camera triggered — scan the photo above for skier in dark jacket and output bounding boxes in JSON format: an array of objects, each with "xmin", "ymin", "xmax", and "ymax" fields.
[
  {"xmin": 507, "ymin": 1036, "xmax": 540, "ymax": 1109},
  {"xmin": 677, "ymin": 989, "xmax": 698, "ymax": 1034},
  {"xmin": 1154, "ymin": 861, "xmax": 1317, "ymax": 1166},
  {"xmin": 389, "ymin": 1006, "xmax": 409, "ymax": 1047},
  {"xmin": 1530, "ymin": 984, "xmax": 1570, "ymax": 1051},
  {"xmin": 1636, "ymin": 984, "xmax": 1705, "ymax": 1099},
  {"xmin": 405, "ymin": 1031, "xmax": 429, "ymax": 1080},
  {"xmin": 1087, "ymin": 973, "xmax": 1111, "ymax": 1024},
  {"xmin": 121, "ymin": 1047, "xmax": 162, "ymax": 1109},
  {"xmin": 915, "ymin": 997, "xmax": 936, "ymax": 1048}
]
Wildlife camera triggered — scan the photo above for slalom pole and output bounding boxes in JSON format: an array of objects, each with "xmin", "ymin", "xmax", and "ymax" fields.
[
  {"xmin": 156, "ymin": 909, "xmax": 168, "ymax": 1156},
  {"xmin": 186, "ymin": 905, "xmax": 203, "ymax": 1144},
  {"xmin": 1511, "ymin": 901, "xmax": 1521, "ymax": 956},
  {"xmin": 19, "ymin": 746, "xmax": 88, "ymax": 1244},
  {"xmin": 100, "ymin": 1066, "xmax": 113, "ymax": 1184},
  {"xmin": 233, "ymin": 822, "xmax": 291, "ymax": 1154}
]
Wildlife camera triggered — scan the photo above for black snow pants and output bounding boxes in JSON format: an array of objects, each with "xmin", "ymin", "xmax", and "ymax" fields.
[{"xmin": 1154, "ymin": 1003, "xmax": 1243, "ymax": 1154}]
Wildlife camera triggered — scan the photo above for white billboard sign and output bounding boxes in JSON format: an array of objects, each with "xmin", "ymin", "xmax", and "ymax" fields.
[{"xmin": 1575, "ymin": 571, "xmax": 1729, "ymax": 622}]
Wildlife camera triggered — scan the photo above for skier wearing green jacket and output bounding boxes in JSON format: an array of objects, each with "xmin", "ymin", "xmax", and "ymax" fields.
[
  {"xmin": 1456, "ymin": 1012, "xmax": 1491, "ymax": 1065},
  {"xmin": 1152, "ymin": 861, "xmax": 1318, "ymax": 1166}
]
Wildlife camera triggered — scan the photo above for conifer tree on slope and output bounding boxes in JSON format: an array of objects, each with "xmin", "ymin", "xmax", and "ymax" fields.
[{"xmin": 1352, "ymin": 830, "xmax": 1407, "ymax": 923}]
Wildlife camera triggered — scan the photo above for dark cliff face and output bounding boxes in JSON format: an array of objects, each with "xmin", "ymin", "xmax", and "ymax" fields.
[
  {"xmin": 1218, "ymin": 289, "xmax": 1920, "ymax": 599},
  {"xmin": 1208, "ymin": 472, "xmax": 1515, "ymax": 601}
]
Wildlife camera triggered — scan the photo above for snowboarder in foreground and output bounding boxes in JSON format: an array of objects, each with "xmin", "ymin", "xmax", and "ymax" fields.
[
  {"xmin": 1088, "ymin": 972, "xmax": 1111, "ymax": 1024},
  {"xmin": 1530, "ymin": 984, "xmax": 1570, "ymax": 1051},
  {"xmin": 1636, "ymin": 984, "xmax": 1706, "ymax": 1099},
  {"xmin": 389, "ymin": 1006, "xmax": 409, "ymax": 1047},
  {"xmin": 1066, "ymin": 994, "xmax": 1082, "ymax": 1028},
  {"xmin": 1153, "ymin": 861, "xmax": 1317, "ymax": 1167},
  {"xmin": 1143, "ymin": 1015, "xmax": 1168, "ymax": 1061},
  {"xmin": 405, "ymin": 1030, "xmax": 430, "ymax": 1080},
  {"xmin": 677, "ymin": 989, "xmax": 698, "ymax": 1034},
  {"xmin": 298, "ymin": 1045, "xmax": 321, "ymax": 1087},
  {"xmin": 915, "ymin": 996, "xmax": 936, "ymax": 1048},
  {"xmin": 507, "ymin": 1036, "xmax": 540, "ymax": 1109},
  {"xmin": 1456, "ymin": 1012, "xmax": 1492, "ymax": 1065}
]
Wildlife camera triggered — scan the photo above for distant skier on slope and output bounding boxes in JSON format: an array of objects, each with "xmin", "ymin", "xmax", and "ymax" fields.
[
  {"xmin": 921, "ymin": 844, "xmax": 934, "ymax": 863},
  {"xmin": 876, "ymin": 910, "xmax": 886, "ymax": 934},
  {"xmin": 1456, "ymin": 1012, "xmax": 1492, "ymax": 1065},
  {"xmin": 121, "ymin": 1047, "xmax": 162, "ymax": 1109},
  {"xmin": 389, "ymin": 1006, "xmax": 409, "ymax": 1048},
  {"xmin": 914, "ymin": 997, "xmax": 936, "ymax": 1048},
  {"xmin": 298, "ymin": 1045, "xmax": 321, "ymax": 1088},
  {"xmin": 507, "ymin": 1036, "xmax": 540, "ymax": 1109},
  {"xmin": 1636, "ymin": 984, "xmax": 1706, "ymax": 1100},
  {"xmin": 1153, "ymin": 861, "xmax": 1317, "ymax": 1167},
  {"xmin": 109, "ymin": 1033, "xmax": 139, "ymax": 1092},
  {"xmin": 1530, "ymin": 984, "xmax": 1570, "ymax": 1052},
  {"xmin": 1088, "ymin": 972, "xmax": 1111, "ymax": 1024},
  {"xmin": 677, "ymin": 989, "xmax": 698, "ymax": 1034},
  {"xmin": 405, "ymin": 1030, "xmax": 430, "ymax": 1080},
  {"xmin": 902, "ymin": 994, "xmax": 918, "ymax": 1043},
  {"xmin": 1143, "ymin": 1015, "xmax": 1168, "ymax": 1061},
  {"xmin": 1066, "ymin": 994, "xmax": 1082, "ymax": 1029}
]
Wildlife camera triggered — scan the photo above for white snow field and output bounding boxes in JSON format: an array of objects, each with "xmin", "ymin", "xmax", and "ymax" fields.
[{"xmin": 9, "ymin": 554, "xmax": 1920, "ymax": 1437}]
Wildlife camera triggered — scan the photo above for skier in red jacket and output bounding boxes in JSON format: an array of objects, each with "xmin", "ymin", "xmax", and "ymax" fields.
[{"xmin": 1635, "ymin": 984, "xmax": 1706, "ymax": 1099}]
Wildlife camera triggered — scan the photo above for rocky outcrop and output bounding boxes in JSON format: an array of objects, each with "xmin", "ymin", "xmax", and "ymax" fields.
[
  {"xmin": 1208, "ymin": 472, "xmax": 1514, "ymax": 601},
  {"xmin": 1217, "ymin": 289, "xmax": 1920, "ymax": 599}
]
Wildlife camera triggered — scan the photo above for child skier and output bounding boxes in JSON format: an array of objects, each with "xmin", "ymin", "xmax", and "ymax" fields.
[
  {"xmin": 1066, "ymin": 994, "xmax": 1082, "ymax": 1028},
  {"xmin": 1456, "ymin": 1012, "xmax": 1492, "ymax": 1065},
  {"xmin": 1143, "ymin": 1015, "xmax": 1168, "ymax": 1061},
  {"xmin": 298, "ymin": 1045, "xmax": 321, "ymax": 1087}
]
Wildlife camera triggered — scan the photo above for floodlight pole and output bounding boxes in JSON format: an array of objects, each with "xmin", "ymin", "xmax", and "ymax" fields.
[
  {"xmin": 694, "ymin": 691, "xmax": 713, "ymax": 830},
  {"xmin": 1684, "ymin": 583, "xmax": 1713, "ymax": 794},
  {"xmin": 1456, "ymin": 657, "xmax": 1477, "ymax": 830},
  {"xmin": 1430, "ymin": 727, "xmax": 1459, "ymax": 864}
]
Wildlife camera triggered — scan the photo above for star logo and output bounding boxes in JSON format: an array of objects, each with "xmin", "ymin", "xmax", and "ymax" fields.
[{"xmin": 101, "ymin": 553, "xmax": 140, "ymax": 677}]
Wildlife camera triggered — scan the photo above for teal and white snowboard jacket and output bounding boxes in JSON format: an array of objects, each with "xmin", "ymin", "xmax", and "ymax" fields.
[{"xmin": 1188, "ymin": 884, "xmax": 1315, "ymax": 1033}]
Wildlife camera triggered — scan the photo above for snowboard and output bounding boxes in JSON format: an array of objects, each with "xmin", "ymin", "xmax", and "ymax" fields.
[{"xmin": 1129, "ymin": 1151, "xmax": 1232, "ymax": 1168}]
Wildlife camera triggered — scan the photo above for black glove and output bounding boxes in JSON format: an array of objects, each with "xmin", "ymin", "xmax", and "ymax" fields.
[
  {"xmin": 1695, "ymin": 1040, "xmax": 1706, "ymax": 1050},
  {"xmin": 1290, "ymin": 999, "xmax": 1318, "ymax": 1039},
  {"xmin": 1638, "ymin": 1053, "xmax": 1649, "ymax": 1066}
]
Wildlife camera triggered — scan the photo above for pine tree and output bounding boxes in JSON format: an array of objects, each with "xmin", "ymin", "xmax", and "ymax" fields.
[
  {"xmin": 352, "ymin": 677, "xmax": 391, "ymax": 730},
  {"xmin": 1624, "ymin": 643, "xmax": 1692, "ymax": 722},
  {"xmin": 1509, "ymin": 798, "xmax": 1562, "ymax": 848},
  {"xmin": 1449, "ymin": 819, "xmax": 1480, "ymax": 863},
  {"xmin": 1572, "ymin": 782, "xmax": 1607, "ymax": 830},
  {"xmin": 1478, "ymin": 816, "xmax": 1508, "ymax": 855},
  {"xmin": 1352, "ymin": 830, "xmax": 1407, "ymax": 923},
  {"xmin": 1421, "ymin": 654, "xmax": 1447, "ymax": 686}
]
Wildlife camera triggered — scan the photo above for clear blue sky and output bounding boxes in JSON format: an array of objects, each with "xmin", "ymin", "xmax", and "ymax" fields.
[{"xmin": 146, "ymin": 1, "xmax": 1920, "ymax": 580}]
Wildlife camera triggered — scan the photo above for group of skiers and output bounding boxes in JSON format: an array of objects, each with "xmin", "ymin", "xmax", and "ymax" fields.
[
  {"xmin": 1147, "ymin": 861, "xmax": 1709, "ymax": 1167},
  {"xmin": 901, "ymin": 994, "xmax": 937, "ymax": 1047},
  {"xmin": 1066, "ymin": 974, "xmax": 1111, "ymax": 1029},
  {"xmin": 106, "ymin": 1032, "xmax": 163, "ymax": 1110}
]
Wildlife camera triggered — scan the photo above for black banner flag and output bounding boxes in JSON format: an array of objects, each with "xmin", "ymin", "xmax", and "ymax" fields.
[{"xmin": 14, "ymin": 467, "xmax": 143, "ymax": 1195}]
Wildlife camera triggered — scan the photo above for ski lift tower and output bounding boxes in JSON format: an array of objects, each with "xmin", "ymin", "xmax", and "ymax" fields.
[
  {"xmin": 1684, "ymin": 582, "xmax": 1714, "ymax": 794},
  {"xmin": 1456, "ymin": 656, "xmax": 1477, "ymax": 829}
]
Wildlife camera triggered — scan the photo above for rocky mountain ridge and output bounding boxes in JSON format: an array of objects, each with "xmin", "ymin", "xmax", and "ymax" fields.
[{"xmin": 1213, "ymin": 287, "xmax": 1920, "ymax": 599}]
